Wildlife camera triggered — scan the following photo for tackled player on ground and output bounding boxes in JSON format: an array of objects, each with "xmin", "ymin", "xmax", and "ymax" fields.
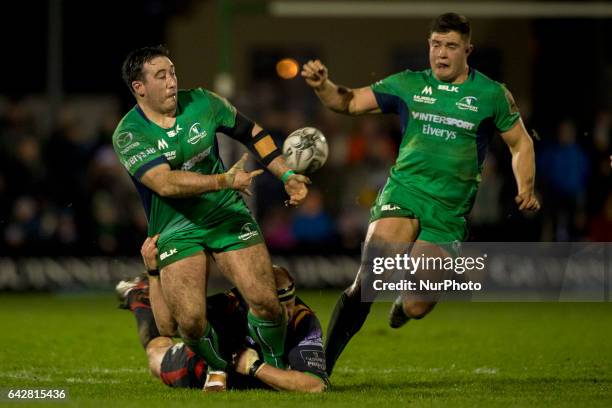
[{"xmin": 116, "ymin": 236, "xmax": 327, "ymax": 393}]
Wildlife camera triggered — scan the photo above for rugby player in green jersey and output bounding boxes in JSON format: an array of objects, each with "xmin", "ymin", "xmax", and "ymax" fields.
[
  {"xmin": 113, "ymin": 46, "xmax": 310, "ymax": 390},
  {"xmin": 302, "ymin": 13, "xmax": 540, "ymax": 375}
]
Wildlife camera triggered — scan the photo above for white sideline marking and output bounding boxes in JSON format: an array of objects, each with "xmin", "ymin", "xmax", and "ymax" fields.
[
  {"xmin": 66, "ymin": 377, "xmax": 121, "ymax": 384},
  {"xmin": 474, "ymin": 367, "xmax": 498, "ymax": 375},
  {"xmin": 0, "ymin": 367, "xmax": 148, "ymax": 384},
  {"xmin": 0, "ymin": 371, "xmax": 52, "ymax": 381},
  {"xmin": 336, "ymin": 365, "xmax": 499, "ymax": 375},
  {"xmin": 74, "ymin": 367, "xmax": 148, "ymax": 374}
]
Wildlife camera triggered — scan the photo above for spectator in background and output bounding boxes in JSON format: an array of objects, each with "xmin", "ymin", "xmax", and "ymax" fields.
[
  {"xmin": 589, "ymin": 191, "xmax": 612, "ymax": 242},
  {"xmin": 292, "ymin": 187, "xmax": 337, "ymax": 252},
  {"xmin": 261, "ymin": 206, "xmax": 297, "ymax": 252},
  {"xmin": 587, "ymin": 111, "xmax": 611, "ymax": 216},
  {"xmin": 5, "ymin": 136, "xmax": 46, "ymax": 198},
  {"xmin": 45, "ymin": 106, "xmax": 96, "ymax": 253},
  {"xmin": 4, "ymin": 196, "xmax": 41, "ymax": 255},
  {"xmin": 539, "ymin": 119, "xmax": 590, "ymax": 240}
]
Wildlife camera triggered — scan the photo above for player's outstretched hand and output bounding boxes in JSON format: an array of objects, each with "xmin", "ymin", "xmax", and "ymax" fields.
[
  {"xmin": 284, "ymin": 173, "xmax": 311, "ymax": 207},
  {"xmin": 141, "ymin": 234, "xmax": 159, "ymax": 272},
  {"xmin": 515, "ymin": 191, "xmax": 541, "ymax": 211},
  {"xmin": 235, "ymin": 348, "xmax": 260, "ymax": 376},
  {"xmin": 224, "ymin": 153, "xmax": 264, "ymax": 196},
  {"xmin": 301, "ymin": 60, "xmax": 328, "ymax": 90}
]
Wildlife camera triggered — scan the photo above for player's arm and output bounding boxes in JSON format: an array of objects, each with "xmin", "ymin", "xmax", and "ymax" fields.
[
  {"xmin": 139, "ymin": 153, "xmax": 262, "ymax": 198},
  {"xmin": 500, "ymin": 120, "xmax": 540, "ymax": 211},
  {"xmin": 235, "ymin": 348, "xmax": 326, "ymax": 393},
  {"xmin": 220, "ymin": 110, "xmax": 311, "ymax": 206},
  {"xmin": 302, "ymin": 59, "xmax": 380, "ymax": 115}
]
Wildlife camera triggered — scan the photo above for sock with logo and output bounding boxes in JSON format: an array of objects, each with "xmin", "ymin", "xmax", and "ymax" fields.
[
  {"xmin": 247, "ymin": 310, "xmax": 287, "ymax": 369},
  {"xmin": 324, "ymin": 291, "xmax": 372, "ymax": 376},
  {"xmin": 183, "ymin": 323, "xmax": 229, "ymax": 371}
]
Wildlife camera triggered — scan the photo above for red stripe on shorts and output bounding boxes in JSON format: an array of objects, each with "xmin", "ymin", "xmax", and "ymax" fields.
[
  {"xmin": 161, "ymin": 367, "xmax": 188, "ymax": 386},
  {"xmin": 194, "ymin": 359, "xmax": 206, "ymax": 381}
]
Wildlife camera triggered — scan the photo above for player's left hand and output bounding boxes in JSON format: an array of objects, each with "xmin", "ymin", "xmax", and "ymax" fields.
[
  {"xmin": 235, "ymin": 348, "xmax": 260, "ymax": 375},
  {"xmin": 284, "ymin": 174, "xmax": 311, "ymax": 206},
  {"xmin": 515, "ymin": 191, "xmax": 540, "ymax": 211}
]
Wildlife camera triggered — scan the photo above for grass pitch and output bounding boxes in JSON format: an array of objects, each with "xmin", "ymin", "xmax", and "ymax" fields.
[{"xmin": 0, "ymin": 291, "xmax": 611, "ymax": 407}]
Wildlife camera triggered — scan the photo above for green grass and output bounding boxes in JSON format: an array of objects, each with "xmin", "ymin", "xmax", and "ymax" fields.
[{"xmin": 0, "ymin": 291, "xmax": 611, "ymax": 407}]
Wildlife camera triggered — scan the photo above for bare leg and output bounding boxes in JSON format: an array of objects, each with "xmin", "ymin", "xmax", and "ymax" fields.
[
  {"xmin": 213, "ymin": 243, "xmax": 281, "ymax": 319},
  {"xmin": 149, "ymin": 276, "xmax": 177, "ymax": 337},
  {"xmin": 160, "ymin": 252, "xmax": 207, "ymax": 339},
  {"xmin": 160, "ymin": 252, "xmax": 228, "ymax": 371},
  {"xmin": 399, "ymin": 239, "xmax": 450, "ymax": 318},
  {"xmin": 146, "ymin": 337, "xmax": 174, "ymax": 379}
]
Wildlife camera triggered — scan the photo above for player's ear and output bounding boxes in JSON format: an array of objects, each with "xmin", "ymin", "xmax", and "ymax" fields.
[
  {"xmin": 132, "ymin": 81, "xmax": 145, "ymax": 97},
  {"xmin": 466, "ymin": 43, "xmax": 474, "ymax": 56}
]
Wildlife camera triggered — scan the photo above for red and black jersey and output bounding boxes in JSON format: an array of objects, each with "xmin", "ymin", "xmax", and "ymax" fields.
[{"xmin": 160, "ymin": 289, "xmax": 328, "ymax": 389}]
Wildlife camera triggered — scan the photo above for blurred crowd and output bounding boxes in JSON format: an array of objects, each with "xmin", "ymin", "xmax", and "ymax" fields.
[{"xmin": 0, "ymin": 84, "xmax": 610, "ymax": 257}]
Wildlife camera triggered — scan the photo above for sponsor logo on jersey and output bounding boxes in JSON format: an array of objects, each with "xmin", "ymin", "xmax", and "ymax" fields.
[
  {"xmin": 413, "ymin": 86, "xmax": 436, "ymax": 104},
  {"xmin": 299, "ymin": 349, "xmax": 326, "ymax": 371},
  {"xmin": 166, "ymin": 124, "xmax": 182, "ymax": 138},
  {"xmin": 411, "ymin": 111, "xmax": 475, "ymax": 130},
  {"xmin": 188, "ymin": 122, "xmax": 207, "ymax": 145},
  {"xmin": 163, "ymin": 150, "xmax": 176, "ymax": 160},
  {"xmin": 124, "ymin": 147, "xmax": 156, "ymax": 170},
  {"xmin": 116, "ymin": 132, "xmax": 133, "ymax": 148},
  {"xmin": 181, "ymin": 146, "xmax": 212, "ymax": 171},
  {"xmin": 423, "ymin": 124, "xmax": 457, "ymax": 140},
  {"xmin": 438, "ymin": 84, "xmax": 459, "ymax": 92},
  {"xmin": 160, "ymin": 248, "xmax": 178, "ymax": 261},
  {"xmin": 456, "ymin": 96, "xmax": 479, "ymax": 112},
  {"xmin": 381, "ymin": 204, "xmax": 401, "ymax": 212},
  {"xmin": 413, "ymin": 95, "xmax": 437, "ymax": 104},
  {"xmin": 157, "ymin": 139, "xmax": 169, "ymax": 150},
  {"xmin": 120, "ymin": 142, "xmax": 140, "ymax": 154},
  {"xmin": 421, "ymin": 86, "xmax": 433, "ymax": 95},
  {"xmin": 238, "ymin": 223, "xmax": 259, "ymax": 241}
]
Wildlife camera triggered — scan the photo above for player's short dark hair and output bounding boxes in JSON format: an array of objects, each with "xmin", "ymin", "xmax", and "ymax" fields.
[
  {"xmin": 430, "ymin": 13, "xmax": 471, "ymax": 40},
  {"xmin": 121, "ymin": 45, "xmax": 170, "ymax": 94}
]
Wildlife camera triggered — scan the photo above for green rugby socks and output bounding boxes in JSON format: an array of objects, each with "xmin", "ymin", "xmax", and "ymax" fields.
[
  {"xmin": 183, "ymin": 323, "xmax": 229, "ymax": 371},
  {"xmin": 247, "ymin": 310, "xmax": 287, "ymax": 369}
]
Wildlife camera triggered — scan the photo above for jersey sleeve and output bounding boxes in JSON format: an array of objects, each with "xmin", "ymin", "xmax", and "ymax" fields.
[
  {"xmin": 286, "ymin": 307, "xmax": 329, "ymax": 386},
  {"xmin": 203, "ymin": 89, "xmax": 238, "ymax": 131},
  {"xmin": 493, "ymin": 84, "xmax": 521, "ymax": 132},
  {"xmin": 112, "ymin": 128, "xmax": 168, "ymax": 180},
  {"xmin": 370, "ymin": 71, "xmax": 406, "ymax": 114}
]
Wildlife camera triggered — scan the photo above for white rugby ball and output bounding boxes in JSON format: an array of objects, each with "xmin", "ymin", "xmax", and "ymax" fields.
[{"xmin": 282, "ymin": 127, "xmax": 328, "ymax": 173}]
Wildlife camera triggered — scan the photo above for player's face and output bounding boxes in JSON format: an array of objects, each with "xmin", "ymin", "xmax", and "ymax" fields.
[
  {"xmin": 137, "ymin": 56, "xmax": 178, "ymax": 113},
  {"xmin": 428, "ymin": 31, "xmax": 472, "ymax": 83}
]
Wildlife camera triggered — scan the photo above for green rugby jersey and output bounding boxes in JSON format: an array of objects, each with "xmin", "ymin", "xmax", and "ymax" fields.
[
  {"xmin": 112, "ymin": 88, "xmax": 243, "ymax": 237},
  {"xmin": 371, "ymin": 68, "xmax": 520, "ymax": 216}
]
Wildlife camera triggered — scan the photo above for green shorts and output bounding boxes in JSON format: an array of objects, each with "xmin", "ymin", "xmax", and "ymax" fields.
[
  {"xmin": 370, "ymin": 178, "xmax": 467, "ymax": 250},
  {"xmin": 156, "ymin": 202, "xmax": 263, "ymax": 269}
]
